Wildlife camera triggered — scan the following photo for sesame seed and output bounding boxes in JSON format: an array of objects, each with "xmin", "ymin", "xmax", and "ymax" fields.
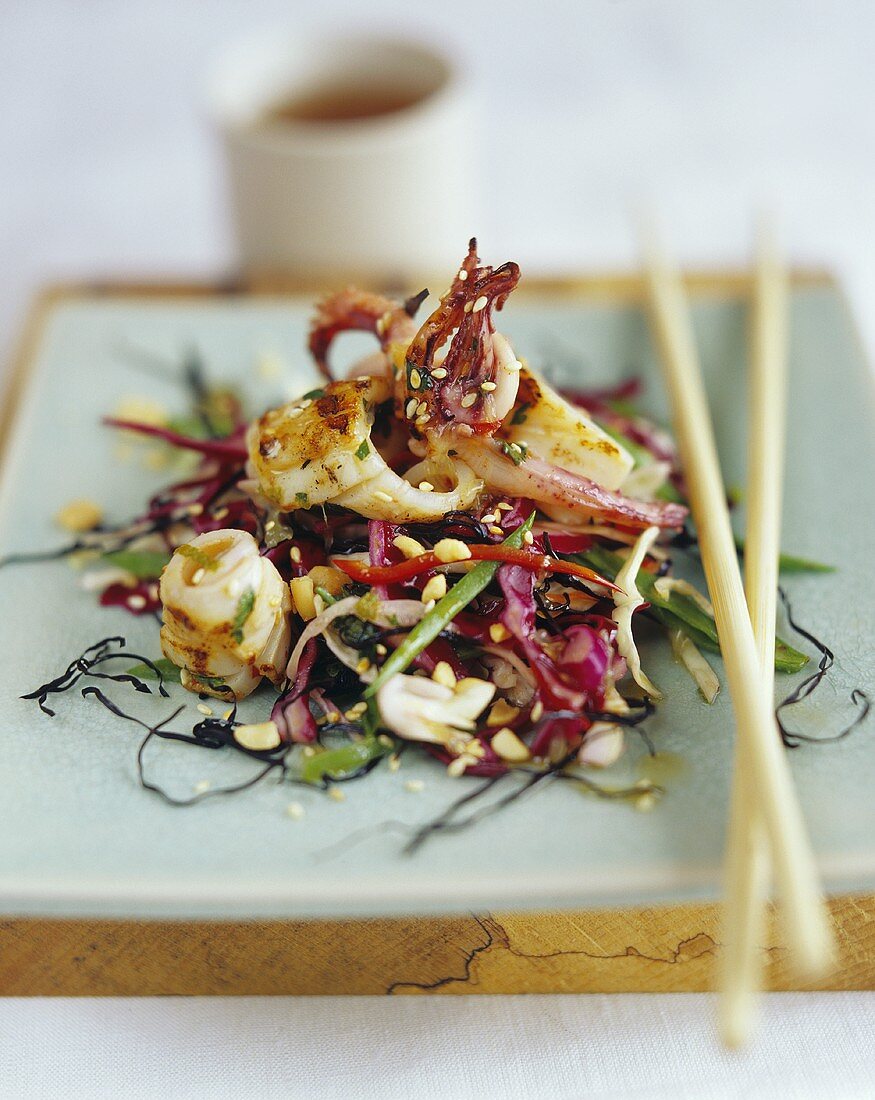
[
  {"xmin": 288, "ymin": 407, "xmax": 304, "ymax": 419},
  {"xmin": 523, "ymin": 530, "xmax": 535, "ymax": 545},
  {"xmin": 388, "ymin": 754, "xmax": 401, "ymax": 772},
  {"xmin": 531, "ymin": 700, "xmax": 544, "ymax": 722},
  {"xmin": 268, "ymin": 595, "xmax": 281, "ymax": 608},
  {"xmin": 286, "ymin": 802, "xmax": 305, "ymax": 820},
  {"xmin": 393, "ymin": 534, "xmax": 427, "ymax": 558},
  {"xmin": 415, "ymin": 414, "xmax": 430, "ymax": 426},
  {"xmin": 302, "ymin": 745, "xmax": 316, "ymax": 757},
  {"xmin": 472, "ymin": 295, "xmax": 488, "ymax": 313},
  {"xmin": 265, "ymin": 519, "xmax": 276, "ymax": 531},
  {"xmin": 458, "ymin": 269, "xmax": 468, "ymax": 281},
  {"xmin": 191, "ymin": 568, "xmax": 205, "ymax": 586},
  {"xmin": 421, "ymin": 574, "xmax": 447, "ymax": 603},
  {"xmin": 300, "ymin": 399, "xmax": 313, "ymax": 409},
  {"xmin": 404, "ymin": 779, "xmax": 425, "ymax": 793},
  {"xmin": 433, "ymin": 538, "xmax": 472, "ymax": 563},
  {"xmin": 482, "ymin": 513, "xmax": 497, "ymax": 524},
  {"xmin": 460, "ymin": 393, "xmax": 477, "ymax": 409},
  {"xmin": 375, "ymin": 643, "xmax": 388, "ymax": 656},
  {"xmin": 488, "ymin": 525, "xmax": 504, "ymax": 537},
  {"xmin": 187, "ymin": 503, "xmax": 204, "ymax": 516},
  {"xmin": 197, "ymin": 703, "xmax": 214, "ymax": 717},
  {"xmin": 432, "ymin": 367, "xmax": 448, "ymax": 380},
  {"xmin": 127, "ymin": 594, "xmax": 147, "ymax": 609},
  {"xmin": 214, "ymin": 507, "xmax": 229, "ymax": 520},
  {"xmin": 463, "ymin": 301, "xmax": 473, "ymax": 314},
  {"xmin": 431, "ymin": 661, "xmax": 456, "ymax": 689},
  {"xmin": 356, "ymin": 657, "xmax": 371, "ymax": 674},
  {"xmin": 418, "ymin": 481, "xmax": 434, "ymax": 493},
  {"xmin": 328, "ymin": 787, "xmax": 346, "ymax": 802},
  {"xmin": 635, "ymin": 793, "xmax": 657, "ymax": 813},
  {"xmin": 496, "ymin": 502, "xmax": 513, "ymax": 511},
  {"xmin": 405, "ymin": 398, "xmax": 418, "ymax": 419},
  {"xmin": 378, "ymin": 733, "xmax": 394, "ymax": 748},
  {"xmin": 423, "ymin": 599, "xmax": 436, "ymax": 612},
  {"xmin": 373, "ymin": 490, "xmax": 394, "ymax": 504},
  {"xmin": 148, "ymin": 584, "xmax": 159, "ymax": 600},
  {"xmin": 345, "ymin": 702, "xmax": 368, "ymax": 720},
  {"xmin": 505, "ymin": 360, "xmax": 522, "ymax": 374},
  {"xmin": 327, "ymin": 711, "xmax": 341, "ymax": 724},
  {"xmin": 193, "ymin": 779, "xmax": 211, "ymax": 794},
  {"xmin": 289, "ymin": 546, "xmax": 302, "ymax": 563},
  {"xmin": 410, "ymin": 368, "xmax": 422, "ymax": 389},
  {"xmin": 416, "ymin": 400, "xmax": 428, "ymax": 416},
  {"xmin": 480, "ymin": 380, "xmax": 497, "ymax": 392},
  {"xmin": 489, "ymin": 623, "xmax": 511, "ymax": 643}
]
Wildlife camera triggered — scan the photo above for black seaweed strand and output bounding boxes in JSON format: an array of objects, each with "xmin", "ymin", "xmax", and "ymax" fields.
[{"xmin": 776, "ymin": 588, "xmax": 870, "ymax": 747}]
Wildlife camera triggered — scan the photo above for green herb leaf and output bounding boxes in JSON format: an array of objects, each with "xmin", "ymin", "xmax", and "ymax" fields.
[
  {"xmin": 301, "ymin": 387, "xmax": 325, "ymax": 402},
  {"xmin": 231, "ymin": 588, "xmax": 256, "ymax": 644},
  {"xmin": 300, "ymin": 735, "xmax": 388, "ymax": 783},
  {"xmin": 125, "ymin": 657, "xmax": 181, "ymax": 683},
  {"xmin": 295, "ymin": 492, "xmax": 309, "ymax": 505},
  {"xmin": 510, "ymin": 402, "xmax": 530, "ymax": 425},
  {"xmin": 355, "ymin": 439, "xmax": 370, "ymax": 460},
  {"xmin": 103, "ymin": 549, "xmax": 171, "ymax": 578},
  {"xmin": 733, "ymin": 538, "xmax": 835, "ymax": 574}
]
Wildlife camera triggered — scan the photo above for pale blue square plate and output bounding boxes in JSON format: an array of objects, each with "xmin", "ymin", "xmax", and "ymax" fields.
[{"xmin": 0, "ymin": 280, "xmax": 872, "ymax": 918}]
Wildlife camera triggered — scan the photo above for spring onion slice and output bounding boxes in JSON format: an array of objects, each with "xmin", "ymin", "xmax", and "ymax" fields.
[
  {"xmin": 611, "ymin": 525, "xmax": 663, "ymax": 700},
  {"xmin": 364, "ymin": 513, "xmax": 535, "ymax": 698}
]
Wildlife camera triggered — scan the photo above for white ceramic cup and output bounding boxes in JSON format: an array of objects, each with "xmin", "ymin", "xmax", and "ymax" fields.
[{"xmin": 208, "ymin": 31, "xmax": 473, "ymax": 277}]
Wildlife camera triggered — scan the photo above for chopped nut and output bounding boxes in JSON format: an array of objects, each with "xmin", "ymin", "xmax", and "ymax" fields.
[
  {"xmin": 530, "ymin": 700, "xmax": 544, "ymax": 722},
  {"xmin": 355, "ymin": 656, "xmax": 372, "ymax": 674},
  {"xmin": 345, "ymin": 701, "xmax": 368, "ymax": 720},
  {"xmin": 404, "ymin": 779, "xmax": 425, "ymax": 793},
  {"xmin": 433, "ymin": 538, "xmax": 472, "ymax": 564},
  {"xmin": 486, "ymin": 699, "xmax": 521, "ymax": 727},
  {"xmin": 388, "ymin": 754, "xmax": 401, "ymax": 772},
  {"xmin": 233, "ymin": 721, "xmax": 281, "ymax": 752},
  {"xmin": 431, "ymin": 660, "xmax": 456, "ymax": 689},
  {"xmin": 421, "ymin": 574, "xmax": 447, "ymax": 603},
  {"xmin": 492, "ymin": 727, "xmax": 531, "ymax": 763},
  {"xmin": 127, "ymin": 594, "xmax": 147, "ymax": 610},
  {"xmin": 488, "ymin": 623, "xmax": 511, "ymax": 643},
  {"xmin": 393, "ymin": 535, "xmax": 426, "ymax": 559},
  {"xmin": 328, "ymin": 787, "xmax": 346, "ymax": 802},
  {"xmin": 193, "ymin": 779, "xmax": 211, "ymax": 794},
  {"xmin": 418, "ymin": 481, "xmax": 434, "ymax": 493},
  {"xmin": 285, "ymin": 801, "xmax": 305, "ymax": 820},
  {"xmin": 196, "ymin": 703, "xmax": 213, "ymax": 716},
  {"xmin": 291, "ymin": 576, "xmax": 317, "ymax": 620},
  {"xmin": 55, "ymin": 499, "xmax": 104, "ymax": 533}
]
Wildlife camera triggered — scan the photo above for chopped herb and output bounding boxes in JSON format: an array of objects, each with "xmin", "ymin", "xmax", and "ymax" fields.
[
  {"xmin": 301, "ymin": 387, "xmax": 325, "ymax": 401},
  {"xmin": 231, "ymin": 588, "xmax": 255, "ymax": 643},
  {"xmin": 510, "ymin": 403, "xmax": 530, "ymax": 426},
  {"xmin": 103, "ymin": 549, "xmax": 171, "ymax": 578},
  {"xmin": 355, "ymin": 439, "xmax": 370, "ymax": 460},
  {"xmin": 295, "ymin": 492, "xmax": 309, "ymax": 505},
  {"xmin": 300, "ymin": 736, "xmax": 388, "ymax": 783},
  {"xmin": 354, "ymin": 589, "xmax": 381, "ymax": 622},
  {"xmin": 500, "ymin": 441, "xmax": 528, "ymax": 466},
  {"xmin": 178, "ymin": 544, "xmax": 219, "ymax": 571}
]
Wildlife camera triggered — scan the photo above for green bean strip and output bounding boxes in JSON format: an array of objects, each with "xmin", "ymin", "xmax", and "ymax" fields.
[{"xmin": 364, "ymin": 513, "xmax": 536, "ymax": 698}]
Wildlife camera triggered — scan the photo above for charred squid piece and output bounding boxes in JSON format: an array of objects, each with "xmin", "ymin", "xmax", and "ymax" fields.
[
  {"xmin": 308, "ymin": 286, "xmax": 428, "ymax": 380},
  {"xmin": 401, "ymin": 239, "xmax": 522, "ymax": 437}
]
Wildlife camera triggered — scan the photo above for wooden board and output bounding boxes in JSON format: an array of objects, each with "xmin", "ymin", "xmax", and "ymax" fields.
[
  {"xmin": 2, "ymin": 272, "xmax": 871, "ymax": 997},
  {"xmin": 2, "ymin": 896, "xmax": 873, "ymax": 995}
]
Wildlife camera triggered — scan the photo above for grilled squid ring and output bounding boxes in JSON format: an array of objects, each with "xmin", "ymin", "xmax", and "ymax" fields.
[
  {"xmin": 246, "ymin": 376, "xmax": 483, "ymax": 522},
  {"xmin": 160, "ymin": 529, "xmax": 292, "ymax": 700}
]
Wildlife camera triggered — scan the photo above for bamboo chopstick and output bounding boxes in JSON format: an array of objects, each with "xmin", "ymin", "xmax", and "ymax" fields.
[
  {"xmin": 641, "ymin": 229, "xmax": 835, "ymax": 1009},
  {"xmin": 719, "ymin": 221, "xmax": 789, "ymax": 1044}
]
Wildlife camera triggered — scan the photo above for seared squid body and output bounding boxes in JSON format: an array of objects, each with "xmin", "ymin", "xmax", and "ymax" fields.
[
  {"xmin": 247, "ymin": 377, "xmax": 483, "ymax": 522},
  {"xmin": 160, "ymin": 529, "xmax": 292, "ymax": 700}
]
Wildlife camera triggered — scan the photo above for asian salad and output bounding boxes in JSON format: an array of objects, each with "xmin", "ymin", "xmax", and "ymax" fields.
[{"xmin": 24, "ymin": 241, "xmax": 844, "ymax": 824}]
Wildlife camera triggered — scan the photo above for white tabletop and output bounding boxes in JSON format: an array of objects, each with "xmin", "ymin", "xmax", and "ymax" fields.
[{"xmin": 2, "ymin": 2, "xmax": 875, "ymax": 1096}]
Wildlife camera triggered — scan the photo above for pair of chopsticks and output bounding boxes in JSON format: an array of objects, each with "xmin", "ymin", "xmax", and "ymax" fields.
[{"xmin": 642, "ymin": 224, "xmax": 835, "ymax": 1045}]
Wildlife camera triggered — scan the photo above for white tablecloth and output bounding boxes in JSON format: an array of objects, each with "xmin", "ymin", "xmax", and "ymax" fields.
[{"xmin": 3, "ymin": 2, "xmax": 875, "ymax": 1096}]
